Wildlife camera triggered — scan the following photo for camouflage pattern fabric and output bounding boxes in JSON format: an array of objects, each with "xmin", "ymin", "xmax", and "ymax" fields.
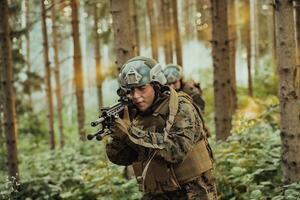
[
  {"xmin": 106, "ymin": 88, "xmax": 217, "ymax": 199},
  {"xmin": 141, "ymin": 170, "xmax": 217, "ymax": 200},
  {"xmin": 181, "ymin": 81, "xmax": 205, "ymax": 112}
]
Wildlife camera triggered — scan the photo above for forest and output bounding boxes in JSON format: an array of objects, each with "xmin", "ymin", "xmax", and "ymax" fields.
[{"xmin": 0, "ymin": 0, "xmax": 300, "ymax": 199}]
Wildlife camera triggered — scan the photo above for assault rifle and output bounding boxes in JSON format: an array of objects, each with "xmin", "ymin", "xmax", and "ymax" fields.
[{"xmin": 87, "ymin": 87, "xmax": 132, "ymax": 141}]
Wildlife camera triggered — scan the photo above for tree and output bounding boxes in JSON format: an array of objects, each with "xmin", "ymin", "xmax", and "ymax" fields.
[
  {"xmin": 41, "ymin": 0, "xmax": 56, "ymax": 149},
  {"xmin": 295, "ymin": 0, "xmax": 300, "ymax": 92},
  {"xmin": 131, "ymin": 0, "xmax": 140, "ymax": 55},
  {"xmin": 171, "ymin": 0, "xmax": 182, "ymax": 66},
  {"xmin": 25, "ymin": 0, "xmax": 32, "ymax": 109},
  {"xmin": 244, "ymin": 0, "xmax": 253, "ymax": 96},
  {"xmin": 147, "ymin": 0, "xmax": 159, "ymax": 60},
  {"xmin": 92, "ymin": 2, "xmax": 104, "ymax": 109},
  {"xmin": 228, "ymin": 0, "xmax": 237, "ymax": 112},
  {"xmin": 71, "ymin": 0, "xmax": 86, "ymax": 140},
  {"xmin": 275, "ymin": 0, "xmax": 300, "ymax": 183},
  {"xmin": 51, "ymin": 0, "xmax": 64, "ymax": 148},
  {"xmin": 183, "ymin": 0, "xmax": 193, "ymax": 41},
  {"xmin": 0, "ymin": 0, "xmax": 19, "ymax": 181},
  {"xmin": 211, "ymin": 0, "xmax": 232, "ymax": 140},
  {"xmin": 161, "ymin": 0, "xmax": 173, "ymax": 63},
  {"xmin": 110, "ymin": 0, "xmax": 135, "ymax": 70}
]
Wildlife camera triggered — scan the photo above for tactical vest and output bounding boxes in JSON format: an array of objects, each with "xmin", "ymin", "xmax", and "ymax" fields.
[{"xmin": 131, "ymin": 88, "xmax": 213, "ymax": 194}]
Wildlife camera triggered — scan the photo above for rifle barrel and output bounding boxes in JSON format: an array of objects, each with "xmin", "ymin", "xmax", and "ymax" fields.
[{"xmin": 91, "ymin": 117, "xmax": 105, "ymax": 127}]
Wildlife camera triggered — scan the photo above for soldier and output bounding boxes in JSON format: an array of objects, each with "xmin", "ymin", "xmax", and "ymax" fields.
[
  {"xmin": 106, "ymin": 56, "xmax": 217, "ymax": 200},
  {"xmin": 163, "ymin": 64, "xmax": 205, "ymax": 113}
]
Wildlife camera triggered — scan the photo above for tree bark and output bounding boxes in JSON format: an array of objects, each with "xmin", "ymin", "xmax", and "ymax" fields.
[
  {"xmin": 71, "ymin": 0, "xmax": 86, "ymax": 140},
  {"xmin": 93, "ymin": 4, "xmax": 104, "ymax": 109},
  {"xmin": 275, "ymin": 0, "xmax": 300, "ymax": 183},
  {"xmin": 171, "ymin": 0, "xmax": 182, "ymax": 66},
  {"xmin": 41, "ymin": 0, "xmax": 56, "ymax": 149},
  {"xmin": 51, "ymin": 0, "xmax": 64, "ymax": 148},
  {"xmin": 228, "ymin": 0, "xmax": 237, "ymax": 112},
  {"xmin": 25, "ymin": 0, "xmax": 32, "ymax": 109},
  {"xmin": 244, "ymin": 0, "xmax": 253, "ymax": 97},
  {"xmin": 211, "ymin": 0, "xmax": 232, "ymax": 140},
  {"xmin": 162, "ymin": 0, "xmax": 173, "ymax": 64},
  {"xmin": 295, "ymin": 0, "xmax": 300, "ymax": 92},
  {"xmin": 183, "ymin": 0, "xmax": 192, "ymax": 41},
  {"xmin": 147, "ymin": 0, "xmax": 159, "ymax": 60},
  {"xmin": 110, "ymin": 0, "xmax": 135, "ymax": 71},
  {"xmin": 0, "ymin": 0, "xmax": 19, "ymax": 181},
  {"xmin": 131, "ymin": 0, "xmax": 140, "ymax": 56}
]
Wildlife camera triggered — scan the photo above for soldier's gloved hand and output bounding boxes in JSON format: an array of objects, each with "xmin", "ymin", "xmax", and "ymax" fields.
[{"xmin": 110, "ymin": 106, "xmax": 130, "ymax": 140}]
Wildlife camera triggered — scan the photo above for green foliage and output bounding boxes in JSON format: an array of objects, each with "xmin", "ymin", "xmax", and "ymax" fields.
[
  {"xmin": 212, "ymin": 102, "xmax": 299, "ymax": 199},
  {"xmin": 0, "ymin": 142, "xmax": 141, "ymax": 200}
]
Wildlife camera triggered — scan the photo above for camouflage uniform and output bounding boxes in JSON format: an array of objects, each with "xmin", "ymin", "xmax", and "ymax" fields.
[
  {"xmin": 106, "ymin": 86, "xmax": 217, "ymax": 200},
  {"xmin": 181, "ymin": 81, "xmax": 205, "ymax": 113},
  {"xmin": 163, "ymin": 64, "xmax": 205, "ymax": 113}
]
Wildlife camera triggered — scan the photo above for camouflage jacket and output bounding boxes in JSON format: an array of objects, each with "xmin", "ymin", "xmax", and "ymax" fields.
[
  {"xmin": 106, "ymin": 88, "xmax": 208, "ymax": 166},
  {"xmin": 181, "ymin": 81, "xmax": 205, "ymax": 112}
]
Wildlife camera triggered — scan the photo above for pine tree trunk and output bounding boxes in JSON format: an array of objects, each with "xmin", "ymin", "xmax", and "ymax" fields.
[
  {"xmin": 211, "ymin": 0, "xmax": 232, "ymax": 140},
  {"xmin": 25, "ymin": 0, "xmax": 32, "ymax": 109},
  {"xmin": 171, "ymin": 0, "xmax": 182, "ymax": 66},
  {"xmin": 110, "ymin": 0, "xmax": 135, "ymax": 71},
  {"xmin": 71, "ymin": 0, "xmax": 86, "ymax": 140},
  {"xmin": 183, "ymin": 0, "xmax": 192, "ymax": 41},
  {"xmin": 275, "ymin": 0, "xmax": 300, "ymax": 183},
  {"xmin": 228, "ymin": 0, "xmax": 237, "ymax": 112},
  {"xmin": 162, "ymin": 0, "xmax": 173, "ymax": 63},
  {"xmin": 51, "ymin": 0, "xmax": 64, "ymax": 148},
  {"xmin": 147, "ymin": 0, "xmax": 159, "ymax": 60},
  {"xmin": 93, "ymin": 4, "xmax": 103, "ymax": 109},
  {"xmin": 252, "ymin": 0, "xmax": 259, "ymax": 76},
  {"xmin": 41, "ymin": 0, "xmax": 56, "ymax": 149},
  {"xmin": 131, "ymin": 0, "xmax": 140, "ymax": 56},
  {"xmin": 0, "ymin": 0, "xmax": 19, "ymax": 181},
  {"xmin": 295, "ymin": 1, "xmax": 300, "ymax": 91},
  {"xmin": 245, "ymin": 0, "xmax": 253, "ymax": 97}
]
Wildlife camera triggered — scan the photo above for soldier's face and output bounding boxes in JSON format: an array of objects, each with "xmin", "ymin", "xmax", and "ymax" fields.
[
  {"xmin": 169, "ymin": 80, "xmax": 181, "ymax": 90},
  {"xmin": 128, "ymin": 84, "xmax": 155, "ymax": 112}
]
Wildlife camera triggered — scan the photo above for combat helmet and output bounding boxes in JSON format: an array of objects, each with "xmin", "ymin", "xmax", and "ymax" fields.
[
  {"xmin": 163, "ymin": 64, "xmax": 183, "ymax": 84},
  {"xmin": 118, "ymin": 56, "xmax": 167, "ymax": 89}
]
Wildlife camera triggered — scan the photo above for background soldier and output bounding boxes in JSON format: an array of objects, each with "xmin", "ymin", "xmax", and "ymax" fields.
[
  {"xmin": 106, "ymin": 56, "xmax": 217, "ymax": 200},
  {"xmin": 163, "ymin": 64, "xmax": 205, "ymax": 113}
]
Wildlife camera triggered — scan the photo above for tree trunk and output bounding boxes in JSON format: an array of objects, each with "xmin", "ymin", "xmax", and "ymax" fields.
[
  {"xmin": 51, "ymin": 0, "xmax": 64, "ymax": 148},
  {"xmin": 71, "ymin": 0, "xmax": 86, "ymax": 140},
  {"xmin": 93, "ymin": 4, "xmax": 104, "ymax": 109},
  {"xmin": 228, "ymin": 0, "xmax": 237, "ymax": 112},
  {"xmin": 245, "ymin": 0, "xmax": 253, "ymax": 97},
  {"xmin": 0, "ymin": 0, "xmax": 19, "ymax": 181},
  {"xmin": 171, "ymin": 0, "xmax": 182, "ymax": 66},
  {"xmin": 147, "ymin": 0, "xmax": 159, "ymax": 60},
  {"xmin": 25, "ymin": 0, "xmax": 32, "ymax": 109},
  {"xmin": 131, "ymin": 0, "xmax": 140, "ymax": 56},
  {"xmin": 211, "ymin": 0, "xmax": 232, "ymax": 140},
  {"xmin": 162, "ymin": 0, "xmax": 173, "ymax": 64},
  {"xmin": 295, "ymin": 1, "xmax": 300, "ymax": 91},
  {"xmin": 110, "ymin": 0, "xmax": 135, "ymax": 71},
  {"xmin": 252, "ymin": 0, "xmax": 259, "ymax": 76},
  {"xmin": 183, "ymin": 0, "xmax": 192, "ymax": 41},
  {"xmin": 275, "ymin": 0, "xmax": 300, "ymax": 183},
  {"xmin": 41, "ymin": 0, "xmax": 56, "ymax": 149}
]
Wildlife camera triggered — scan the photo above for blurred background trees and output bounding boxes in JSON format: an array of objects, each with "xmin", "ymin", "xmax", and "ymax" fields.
[{"xmin": 0, "ymin": 0, "xmax": 299, "ymax": 199}]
